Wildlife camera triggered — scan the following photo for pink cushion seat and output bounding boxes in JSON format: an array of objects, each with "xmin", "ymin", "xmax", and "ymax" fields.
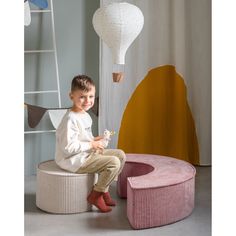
[{"xmin": 117, "ymin": 154, "xmax": 196, "ymax": 229}]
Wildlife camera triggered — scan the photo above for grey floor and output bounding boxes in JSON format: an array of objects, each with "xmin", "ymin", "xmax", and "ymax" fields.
[{"xmin": 25, "ymin": 166, "xmax": 211, "ymax": 236}]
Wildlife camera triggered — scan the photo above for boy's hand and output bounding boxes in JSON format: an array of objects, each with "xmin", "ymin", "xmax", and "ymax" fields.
[
  {"xmin": 91, "ymin": 140, "xmax": 104, "ymax": 151},
  {"xmin": 93, "ymin": 136, "xmax": 104, "ymax": 141}
]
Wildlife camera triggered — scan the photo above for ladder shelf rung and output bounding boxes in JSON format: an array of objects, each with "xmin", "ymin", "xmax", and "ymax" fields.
[
  {"xmin": 24, "ymin": 50, "xmax": 54, "ymax": 54},
  {"xmin": 24, "ymin": 130, "xmax": 56, "ymax": 134},
  {"xmin": 24, "ymin": 90, "xmax": 58, "ymax": 95},
  {"xmin": 30, "ymin": 10, "xmax": 52, "ymax": 13}
]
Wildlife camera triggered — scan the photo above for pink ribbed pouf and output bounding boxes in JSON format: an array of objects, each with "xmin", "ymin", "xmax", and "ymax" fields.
[{"xmin": 117, "ymin": 154, "xmax": 196, "ymax": 229}]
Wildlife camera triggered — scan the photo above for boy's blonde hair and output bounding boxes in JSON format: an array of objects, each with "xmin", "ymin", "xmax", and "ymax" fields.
[{"xmin": 71, "ymin": 75, "xmax": 95, "ymax": 92}]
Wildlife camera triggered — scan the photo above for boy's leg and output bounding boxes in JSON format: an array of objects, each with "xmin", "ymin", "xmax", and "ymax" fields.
[
  {"xmin": 77, "ymin": 153, "xmax": 121, "ymax": 192},
  {"xmin": 102, "ymin": 149, "xmax": 126, "ymax": 180},
  {"xmin": 77, "ymin": 153, "xmax": 121, "ymax": 212}
]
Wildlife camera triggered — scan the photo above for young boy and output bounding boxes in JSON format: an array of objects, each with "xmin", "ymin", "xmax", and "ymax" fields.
[{"xmin": 55, "ymin": 75, "xmax": 126, "ymax": 213}]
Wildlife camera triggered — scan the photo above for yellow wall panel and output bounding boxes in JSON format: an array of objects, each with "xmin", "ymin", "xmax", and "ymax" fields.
[{"xmin": 118, "ymin": 65, "xmax": 199, "ymax": 165}]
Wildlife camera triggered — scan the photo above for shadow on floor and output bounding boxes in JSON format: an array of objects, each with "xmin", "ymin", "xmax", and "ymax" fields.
[
  {"xmin": 82, "ymin": 211, "xmax": 132, "ymax": 230},
  {"xmin": 24, "ymin": 193, "xmax": 41, "ymax": 213}
]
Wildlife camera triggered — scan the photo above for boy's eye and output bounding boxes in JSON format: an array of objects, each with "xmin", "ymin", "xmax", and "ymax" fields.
[{"xmin": 89, "ymin": 96, "xmax": 94, "ymax": 98}]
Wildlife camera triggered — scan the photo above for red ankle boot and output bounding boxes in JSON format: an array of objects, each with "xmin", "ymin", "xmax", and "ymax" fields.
[
  {"xmin": 87, "ymin": 190, "xmax": 112, "ymax": 213},
  {"xmin": 103, "ymin": 192, "xmax": 116, "ymax": 206}
]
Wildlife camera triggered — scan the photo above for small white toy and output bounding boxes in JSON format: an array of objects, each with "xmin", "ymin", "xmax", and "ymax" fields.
[
  {"xmin": 101, "ymin": 129, "xmax": 115, "ymax": 148},
  {"xmin": 94, "ymin": 129, "xmax": 115, "ymax": 154}
]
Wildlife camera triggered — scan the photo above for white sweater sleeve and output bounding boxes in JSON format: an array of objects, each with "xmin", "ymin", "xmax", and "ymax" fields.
[{"xmin": 60, "ymin": 118, "xmax": 92, "ymax": 155}]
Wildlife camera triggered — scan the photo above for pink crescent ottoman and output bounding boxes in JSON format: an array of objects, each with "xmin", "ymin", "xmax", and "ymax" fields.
[{"xmin": 117, "ymin": 154, "xmax": 196, "ymax": 229}]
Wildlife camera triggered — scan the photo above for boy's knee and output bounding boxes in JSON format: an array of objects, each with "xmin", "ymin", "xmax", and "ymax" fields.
[
  {"xmin": 117, "ymin": 149, "xmax": 126, "ymax": 162},
  {"xmin": 109, "ymin": 156, "xmax": 121, "ymax": 169}
]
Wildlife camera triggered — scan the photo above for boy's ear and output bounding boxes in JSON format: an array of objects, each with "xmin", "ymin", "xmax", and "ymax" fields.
[{"xmin": 69, "ymin": 92, "xmax": 73, "ymax": 100}]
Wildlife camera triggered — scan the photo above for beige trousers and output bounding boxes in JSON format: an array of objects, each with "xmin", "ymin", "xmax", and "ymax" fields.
[{"xmin": 77, "ymin": 149, "xmax": 126, "ymax": 192}]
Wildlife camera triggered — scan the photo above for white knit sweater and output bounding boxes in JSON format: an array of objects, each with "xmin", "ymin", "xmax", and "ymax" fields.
[{"xmin": 55, "ymin": 109, "xmax": 94, "ymax": 172}]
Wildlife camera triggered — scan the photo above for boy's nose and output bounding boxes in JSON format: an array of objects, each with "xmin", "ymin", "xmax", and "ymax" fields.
[{"xmin": 85, "ymin": 97, "xmax": 90, "ymax": 103}]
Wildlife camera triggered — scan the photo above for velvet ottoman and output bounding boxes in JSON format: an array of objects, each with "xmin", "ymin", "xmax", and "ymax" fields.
[
  {"xmin": 36, "ymin": 160, "xmax": 96, "ymax": 214},
  {"xmin": 117, "ymin": 154, "xmax": 196, "ymax": 229}
]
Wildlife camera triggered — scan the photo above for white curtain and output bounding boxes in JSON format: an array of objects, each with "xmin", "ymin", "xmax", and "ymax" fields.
[{"xmin": 98, "ymin": 0, "xmax": 211, "ymax": 165}]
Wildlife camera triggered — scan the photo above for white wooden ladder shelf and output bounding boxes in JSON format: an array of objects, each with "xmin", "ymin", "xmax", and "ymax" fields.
[{"xmin": 24, "ymin": 0, "xmax": 61, "ymax": 134}]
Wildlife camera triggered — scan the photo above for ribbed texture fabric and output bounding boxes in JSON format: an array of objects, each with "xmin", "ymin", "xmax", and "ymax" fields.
[
  {"xmin": 117, "ymin": 154, "xmax": 196, "ymax": 229},
  {"xmin": 117, "ymin": 162, "xmax": 154, "ymax": 198},
  {"xmin": 127, "ymin": 178, "xmax": 194, "ymax": 229},
  {"xmin": 36, "ymin": 160, "xmax": 95, "ymax": 214}
]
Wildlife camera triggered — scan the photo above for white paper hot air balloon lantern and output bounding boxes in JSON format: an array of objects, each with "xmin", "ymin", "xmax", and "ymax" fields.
[{"xmin": 92, "ymin": 2, "xmax": 144, "ymax": 82}]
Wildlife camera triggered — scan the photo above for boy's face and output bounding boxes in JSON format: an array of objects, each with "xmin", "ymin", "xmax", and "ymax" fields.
[{"xmin": 70, "ymin": 86, "xmax": 95, "ymax": 112}]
